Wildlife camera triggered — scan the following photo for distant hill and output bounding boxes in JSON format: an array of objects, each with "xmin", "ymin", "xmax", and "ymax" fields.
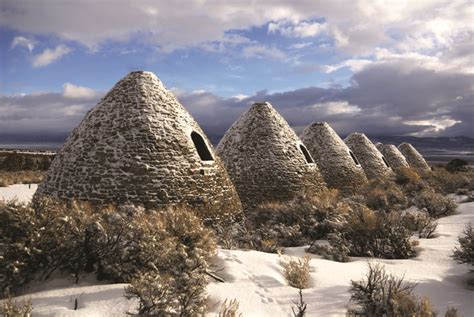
[
  {"xmin": 369, "ymin": 136, "xmax": 474, "ymax": 151},
  {"xmin": 1, "ymin": 135, "xmax": 473, "ymax": 164},
  {"xmin": 369, "ymin": 136, "xmax": 474, "ymax": 164},
  {"xmin": 207, "ymin": 134, "xmax": 474, "ymax": 151},
  {"xmin": 217, "ymin": 134, "xmax": 474, "ymax": 165}
]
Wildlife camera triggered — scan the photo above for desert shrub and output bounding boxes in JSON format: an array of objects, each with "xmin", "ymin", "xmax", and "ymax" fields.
[
  {"xmin": 125, "ymin": 272, "xmax": 176, "ymax": 315},
  {"xmin": 445, "ymin": 307, "xmax": 458, "ymax": 317},
  {"xmin": 38, "ymin": 156, "xmax": 52, "ymax": 171},
  {"xmin": 0, "ymin": 291, "xmax": 32, "ymax": 317},
  {"xmin": 125, "ymin": 267, "xmax": 209, "ymax": 316},
  {"xmin": 281, "ymin": 256, "xmax": 310, "ymax": 317},
  {"xmin": 239, "ymin": 189, "xmax": 350, "ymax": 251},
  {"xmin": 395, "ymin": 168, "xmax": 436, "ymax": 206},
  {"xmin": 217, "ymin": 220, "xmax": 282, "ymax": 253},
  {"xmin": 310, "ymin": 204, "xmax": 416, "ymax": 260},
  {"xmin": 97, "ymin": 205, "xmax": 216, "ymax": 284},
  {"xmin": 345, "ymin": 207, "xmax": 416, "ymax": 259},
  {"xmin": 218, "ymin": 299, "xmax": 242, "ymax": 317},
  {"xmin": 361, "ymin": 177, "xmax": 408, "ymax": 212},
  {"xmin": 446, "ymin": 159, "xmax": 468, "ymax": 173},
  {"xmin": 0, "ymin": 170, "xmax": 45, "ymax": 187},
  {"xmin": 0, "ymin": 152, "xmax": 53, "ymax": 172},
  {"xmin": 348, "ymin": 263, "xmax": 436, "ymax": 317},
  {"xmin": 425, "ymin": 167, "xmax": 474, "ymax": 194},
  {"xmin": 403, "ymin": 211, "xmax": 438, "ymax": 238},
  {"xmin": 0, "ymin": 199, "xmax": 100, "ymax": 291},
  {"xmin": 196, "ymin": 197, "xmax": 244, "ymax": 236},
  {"xmin": 417, "ymin": 297, "xmax": 437, "ymax": 317},
  {"xmin": 395, "ymin": 167, "xmax": 421, "ymax": 186},
  {"xmin": 281, "ymin": 256, "xmax": 311, "ymax": 289},
  {"xmin": 1, "ymin": 197, "xmax": 216, "ymax": 309},
  {"xmin": 414, "ymin": 190, "xmax": 457, "ymax": 218},
  {"xmin": 1, "ymin": 153, "xmax": 25, "ymax": 171},
  {"xmin": 452, "ymin": 224, "xmax": 474, "ymax": 269},
  {"xmin": 307, "ymin": 235, "xmax": 350, "ymax": 262}
]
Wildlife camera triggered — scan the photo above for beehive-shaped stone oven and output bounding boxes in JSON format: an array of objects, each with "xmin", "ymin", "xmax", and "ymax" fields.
[
  {"xmin": 35, "ymin": 71, "xmax": 242, "ymax": 216},
  {"xmin": 216, "ymin": 102, "xmax": 326, "ymax": 208},
  {"xmin": 376, "ymin": 143, "xmax": 410, "ymax": 171},
  {"xmin": 398, "ymin": 143, "xmax": 431, "ymax": 173},
  {"xmin": 344, "ymin": 133, "xmax": 392, "ymax": 179},
  {"xmin": 301, "ymin": 122, "xmax": 367, "ymax": 195}
]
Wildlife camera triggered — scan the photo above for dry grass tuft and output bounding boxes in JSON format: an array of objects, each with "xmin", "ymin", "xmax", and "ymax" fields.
[
  {"xmin": 0, "ymin": 170, "xmax": 45, "ymax": 187},
  {"xmin": 281, "ymin": 255, "xmax": 311, "ymax": 289},
  {"xmin": 0, "ymin": 291, "xmax": 32, "ymax": 317},
  {"xmin": 218, "ymin": 298, "xmax": 242, "ymax": 317}
]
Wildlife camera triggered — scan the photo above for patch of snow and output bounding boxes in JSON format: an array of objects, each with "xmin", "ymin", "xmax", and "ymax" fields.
[
  {"xmin": 16, "ymin": 282, "xmax": 136, "ymax": 317},
  {"xmin": 448, "ymin": 194, "xmax": 470, "ymax": 204},
  {"xmin": 3, "ymin": 185, "xmax": 473, "ymax": 316},
  {"xmin": 207, "ymin": 201, "xmax": 472, "ymax": 316},
  {"xmin": 0, "ymin": 184, "xmax": 38, "ymax": 203}
]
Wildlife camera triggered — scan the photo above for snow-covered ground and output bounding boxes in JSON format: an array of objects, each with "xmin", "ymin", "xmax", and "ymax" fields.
[
  {"xmin": 1, "ymin": 187, "xmax": 472, "ymax": 316},
  {"xmin": 208, "ymin": 201, "xmax": 474, "ymax": 316},
  {"xmin": 0, "ymin": 184, "xmax": 38, "ymax": 203}
]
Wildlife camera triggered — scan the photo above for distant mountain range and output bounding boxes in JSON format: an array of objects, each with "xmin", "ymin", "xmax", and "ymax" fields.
[
  {"xmin": 208, "ymin": 134, "xmax": 474, "ymax": 151},
  {"xmin": 369, "ymin": 136, "xmax": 474, "ymax": 164},
  {"xmin": 369, "ymin": 136, "xmax": 474, "ymax": 151},
  {"xmin": 1, "ymin": 135, "xmax": 473, "ymax": 164},
  {"xmin": 211, "ymin": 134, "xmax": 474, "ymax": 164}
]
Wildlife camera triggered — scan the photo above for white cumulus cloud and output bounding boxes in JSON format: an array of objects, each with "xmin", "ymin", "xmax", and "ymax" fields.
[
  {"xmin": 269, "ymin": 20, "xmax": 326, "ymax": 38},
  {"xmin": 10, "ymin": 36, "xmax": 36, "ymax": 52},
  {"xmin": 63, "ymin": 83, "xmax": 100, "ymax": 99},
  {"xmin": 32, "ymin": 45, "xmax": 72, "ymax": 67}
]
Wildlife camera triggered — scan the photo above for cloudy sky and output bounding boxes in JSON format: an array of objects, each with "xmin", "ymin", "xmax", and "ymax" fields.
[{"xmin": 1, "ymin": 0, "xmax": 473, "ymax": 143}]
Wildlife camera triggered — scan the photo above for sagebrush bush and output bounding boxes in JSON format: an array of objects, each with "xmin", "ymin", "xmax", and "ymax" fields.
[
  {"xmin": 415, "ymin": 190, "xmax": 457, "ymax": 218},
  {"xmin": 403, "ymin": 210, "xmax": 438, "ymax": 239},
  {"xmin": 307, "ymin": 235, "xmax": 350, "ymax": 262},
  {"xmin": 446, "ymin": 159, "xmax": 468, "ymax": 173},
  {"xmin": 426, "ymin": 167, "xmax": 474, "ymax": 194},
  {"xmin": 125, "ymin": 268, "xmax": 209, "ymax": 316},
  {"xmin": 445, "ymin": 307, "xmax": 459, "ymax": 317},
  {"xmin": 344, "ymin": 206, "xmax": 416, "ymax": 259},
  {"xmin": 348, "ymin": 263, "xmax": 436, "ymax": 317},
  {"xmin": 452, "ymin": 224, "xmax": 474, "ymax": 269},
  {"xmin": 0, "ymin": 197, "xmax": 216, "ymax": 313},
  {"xmin": 122, "ymin": 206, "xmax": 216, "ymax": 315},
  {"xmin": 0, "ymin": 152, "xmax": 52, "ymax": 172},
  {"xmin": 310, "ymin": 203, "xmax": 417, "ymax": 260},
  {"xmin": 395, "ymin": 168, "xmax": 438, "ymax": 208},
  {"xmin": 281, "ymin": 256, "xmax": 311, "ymax": 289},
  {"xmin": 362, "ymin": 177, "xmax": 408, "ymax": 212},
  {"xmin": 125, "ymin": 272, "xmax": 176, "ymax": 315},
  {"xmin": 0, "ymin": 291, "xmax": 32, "ymax": 317},
  {"xmin": 237, "ymin": 189, "xmax": 350, "ymax": 251},
  {"xmin": 1, "ymin": 199, "xmax": 100, "ymax": 291},
  {"xmin": 0, "ymin": 170, "xmax": 45, "ymax": 187},
  {"xmin": 395, "ymin": 167, "xmax": 421, "ymax": 186}
]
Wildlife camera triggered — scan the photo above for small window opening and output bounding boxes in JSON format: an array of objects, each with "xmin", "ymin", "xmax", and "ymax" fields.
[
  {"xmin": 382, "ymin": 156, "xmax": 390, "ymax": 168},
  {"xmin": 191, "ymin": 131, "xmax": 214, "ymax": 161},
  {"xmin": 349, "ymin": 151, "xmax": 360, "ymax": 166},
  {"xmin": 299, "ymin": 144, "xmax": 314, "ymax": 164}
]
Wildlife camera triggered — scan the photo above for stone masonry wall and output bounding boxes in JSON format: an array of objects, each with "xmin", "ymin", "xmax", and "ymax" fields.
[
  {"xmin": 376, "ymin": 143, "xmax": 409, "ymax": 170},
  {"xmin": 344, "ymin": 133, "xmax": 393, "ymax": 179},
  {"xmin": 398, "ymin": 142, "xmax": 431, "ymax": 173},
  {"xmin": 301, "ymin": 122, "xmax": 367, "ymax": 195},
  {"xmin": 35, "ymin": 71, "xmax": 242, "ymax": 218},
  {"xmin": 217, "ymin": 102, "xmax": 326, "ymax": 209}
]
